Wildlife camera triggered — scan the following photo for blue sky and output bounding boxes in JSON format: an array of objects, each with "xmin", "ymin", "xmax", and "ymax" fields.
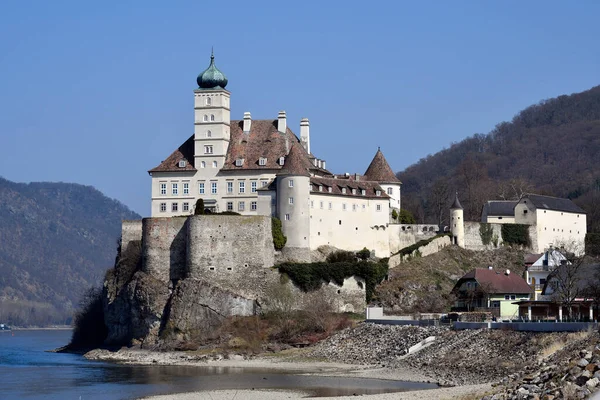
[{"xmin": 1, "ymin": 1, "xmax": 599, "ymax": 216}]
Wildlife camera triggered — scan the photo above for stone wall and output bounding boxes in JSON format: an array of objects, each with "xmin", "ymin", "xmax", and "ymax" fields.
[
  {"xmin": 388, "ymin": 224, "xmax": 439, "ymax": 255},
  {"xmin": 463, "ymin": 221, "xmax": 538, "ymax": 252},
  {"xmin": 187, "ymin": 215, "xmax": 275, "ymax": 298},
  {"xmin": 141, "ymin": 217, "xmax": 188, "ymax": 282},
  {"xmin": 389, "ymin": 235, "xmax": 451, "ymax": 268},
  {"xmin": 463, "ymin": 222, "xmax": 503, "ymax": 251},
  {"xmin": 283, "ymin": 276, "xmax": 366, "ymax": 313},
  {"xmin": 121, "ymin": 220, "xmax": 142, "ymax": 253}
]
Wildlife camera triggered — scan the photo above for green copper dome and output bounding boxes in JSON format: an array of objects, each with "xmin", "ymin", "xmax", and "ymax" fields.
[{"xmin": 196, "ymin": 50, "xmax": 228, "ymax": 89}]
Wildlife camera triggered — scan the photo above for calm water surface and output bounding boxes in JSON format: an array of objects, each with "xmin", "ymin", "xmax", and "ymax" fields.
[{"xmin": 0, "ymin": 330, "xmax": 436, "ymax": 399}]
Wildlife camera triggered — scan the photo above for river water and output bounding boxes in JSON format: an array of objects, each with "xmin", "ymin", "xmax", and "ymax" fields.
[{"xmin": 0, "ymin": 330, "xmax": 436, "ymax": 399}]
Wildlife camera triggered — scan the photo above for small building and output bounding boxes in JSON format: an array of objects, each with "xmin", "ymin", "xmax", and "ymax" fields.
[
  {"xmin": 451, "ymin": 267, "xmax": 532, "ymax": 319},
  {"xmin": 481, "ymin": 200, "xmax": 518, "ymax": 224},
  {"xmin": 514, "ymin": 194, "xmax": 586, "ymax": 254},
  {"xmin": 524, "ymin": 248, "xmax": 567, "ymax": 300}
]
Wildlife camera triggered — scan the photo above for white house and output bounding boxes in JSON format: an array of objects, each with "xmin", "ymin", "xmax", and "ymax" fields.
[
  {"xmin": 514, "ymin": 194, "xmax": 587, "ymax": 254},
  {"xmin": 147, "ymin": 52, "xmax": 401, "ymax": 257},
  {"xmin": 525, "ymin": 249, "xmax": 568, "ymax": 300}
]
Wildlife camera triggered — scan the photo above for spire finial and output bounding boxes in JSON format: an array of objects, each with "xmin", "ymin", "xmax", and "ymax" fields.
[{"xmin": 211, "ymin": 47, "xmax": 214, "ymax": 60}]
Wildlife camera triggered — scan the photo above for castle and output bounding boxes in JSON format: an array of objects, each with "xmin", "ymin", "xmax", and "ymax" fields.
[
  {"xmin": 148, "ymin": 52, "xmax": 407, "ymax": 257},
  {"xmin": 450, "ymin": 193, "xmax": 587, "ymax": 254}
]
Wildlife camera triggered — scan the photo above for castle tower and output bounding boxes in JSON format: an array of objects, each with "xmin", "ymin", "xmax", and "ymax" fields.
[
  {"xmin": 363, "ymin": 148, "xmax": 402, "ymax": 212},
  {"xmin": 193, "ymin": 50, "xmax": 231, "ymax": 178},
  {"xmin": 450, "ymin": 193, "xmax": 465, "ymax": 247},
  {"xmin": 276, "ymin": 143, "xmax": 311, "ymax": 251}
]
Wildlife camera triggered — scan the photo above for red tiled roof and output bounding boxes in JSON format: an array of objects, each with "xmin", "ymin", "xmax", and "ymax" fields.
[
  {"xmin": 148, "ymin": 135, "xmax": 197, "ymax": 173},
  {"xmin": 363, "ymin": 149, "xmax": 400, "ymax": 183},
  {"xmin": 278, "ymin": 143, "xmax": 311, "ymax": 177},
  {"xmin": 455, "ymin": 268, "xmax": 532, "ymax": 294},
  {"xmin": 524, "ymin": 253, "xmax": 543, "ymax": 266},
  {"xmin": 309, "ymin": 176, "xmax": 390, "ymax": 199}
]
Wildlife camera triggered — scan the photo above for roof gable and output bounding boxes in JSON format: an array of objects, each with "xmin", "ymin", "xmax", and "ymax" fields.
[
  {"xmin": 521, "ymin": 194, "xmax": 586, "ymax": 214},
  {"xmin": 455, "ymin": 268, "xmax": 532, "ymax": 294},
  {"xmin": 149, "ymin": 135, "xmax": 196, "ymax": 173}
]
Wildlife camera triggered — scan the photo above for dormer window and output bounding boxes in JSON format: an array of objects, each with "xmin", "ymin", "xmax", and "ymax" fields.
[
  {"xmin": 376, "ymin": 190, "xmax": 381, "ymax": 196},
  {"xmin": 259, "ymin": 157, "xmax": 267, "ymax": 166},
  {"xmin": 319, "ymin": 185, "xmax": 323, "ymax": 192},
  {"xmin": 352, "ymin": 188, "xmax": 357, "ymax": 195},
  {"xmin": 178, "ymin": 160, "xmax": 187, "ymax": 168},
  {"xmin": 279, "ymin": 156, "xmax": 285, "ymax": 166},
  {"xmin": 342, "ymin": 188, "xmax": 347, "ymax": 194},
  {"xmin": 235, "ymin": 158, "xmax": 244, "ymax": 167},
  {"xmin": 361, "ymin": 189, "xmax": 366, "ymax": 196},
  {"xmin": 328, "ymin": 187, "xmax": 332, "ymax": 193}
]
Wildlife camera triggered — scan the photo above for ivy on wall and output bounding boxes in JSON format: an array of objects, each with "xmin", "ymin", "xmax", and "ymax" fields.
[
  {"xmin": 501, "ymin": 224, "xmax": 531, "ymax": 247},
  {"xmin": 479, "ymin": 223, "xmax": 494, "ymax": 246},
  {"xmin": 277, "ymin": 260, "xmax": 388, "ymax": 302}
]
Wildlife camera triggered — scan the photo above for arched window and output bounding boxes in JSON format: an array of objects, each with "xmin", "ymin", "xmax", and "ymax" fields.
[
  {"xmin": 206, "ymin": 130, "xmax": 212, "ymax": 138},
  {"xmin": 210, "ymin": 114, "xmax": 215, "ymax": 121},
  {"xmin": 200, "ymin": 161, "xmax": 206, "ymax": 168},
  {"xmin": 206, "ymin": 97, "xmax": 211, "ymax": 105},
  {"xmin": 203, "ymin": 115, "xmax": 208, "ymax": 122}
]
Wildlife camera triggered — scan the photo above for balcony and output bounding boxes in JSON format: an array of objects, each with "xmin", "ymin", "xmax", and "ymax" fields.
[
  {"xmin": 530, "ymin": 284, "xmax": 543, "ymax": 291},
  {"xmin": 527, "ymin": 265, "xmax": 551, "ymax": 272}
]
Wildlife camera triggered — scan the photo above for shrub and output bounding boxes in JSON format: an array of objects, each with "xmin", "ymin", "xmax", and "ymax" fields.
[
  {"xmin": 585, "ymin": 233, "xmax": 600, "ymax": 256},
  {"xmin": 399, "ymin": 209, "xmax": 416, "ymax": 224},
  {"xmin": 459, "ymin": 311, "xmax": 491, "ymax": 322},
  {"xmin": 356, "ymin": 247, "xmax": 371, "ymax": 261},
  {"xmin": 194, "ymin": 198, "xmax": 205, "ymax": 215},
  {"xmin": 272, "ymin": 217, "xmax": 287, "ymax": 250},
  {"xmin": 391, "ymin": 209, "xmax": 399, "ymax": 221},
  {"xmin": 68, "ymin": 286, "xmax": 108, "ymax": 350},
  {"xmin": 277, "ymin": 260, "xmax": 388, "ymax": 302},
  {"xmin": 326, "ymin": 250, "xmax": 356, "ymax": 263},
  {"xmin": 501, "ymin": 224, "xmax": 531, "ymax": 247}
]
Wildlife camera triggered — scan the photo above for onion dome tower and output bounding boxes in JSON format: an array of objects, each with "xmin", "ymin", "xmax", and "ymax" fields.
[{"xmin": 196, "ymin": 49, "xmax": 228, "ymax": 89}]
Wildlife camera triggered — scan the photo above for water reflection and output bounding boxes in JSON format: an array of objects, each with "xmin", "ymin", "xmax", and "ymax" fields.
[{"xmin": 0, "ymin": 331, "xmax": 437, "ymax": 399}]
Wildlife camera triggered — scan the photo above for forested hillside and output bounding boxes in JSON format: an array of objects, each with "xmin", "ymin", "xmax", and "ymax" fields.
[
  {"xmin": 399, "ymin": 85, "xmax": 600, "ymax": 231},
  {"xmin": 0, "ymin": 177, "xmax": 140, "ymax": 325}
]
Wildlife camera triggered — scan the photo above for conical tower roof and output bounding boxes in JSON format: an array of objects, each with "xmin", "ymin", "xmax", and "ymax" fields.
[
  {"xmin": 364, "ymin": 148, "xmax": 400, "ymax": 183},
  {"xmin": 277, "ymin": 143, "xmax": 310, "ymax": 177},
  {"xmin": 450, "ymin": 192, "xmax": 463, "ymax": 209}
]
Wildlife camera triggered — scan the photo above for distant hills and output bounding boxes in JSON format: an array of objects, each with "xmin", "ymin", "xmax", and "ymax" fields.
[
  {"xmin": 0, "ymin": 177, "xmax": 140, "ymax": 325},
  {"xmin": 398, "ymin": 85, "xmax": 600, "ymax": 232}
]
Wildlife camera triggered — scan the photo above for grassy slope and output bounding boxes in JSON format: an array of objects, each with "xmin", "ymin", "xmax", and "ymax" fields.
[{"xmin": 374, "ymin": 245, "xmax": 526, "ymax": 313}]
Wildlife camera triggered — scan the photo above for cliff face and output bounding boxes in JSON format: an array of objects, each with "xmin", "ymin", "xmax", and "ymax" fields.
[
  {"xmin": 103, "ymin": 232, "xmax": 263, "ymax": 346},
  {"xmin": 102, "ymin": 215, "xmax": 279, "ymax": 346}
]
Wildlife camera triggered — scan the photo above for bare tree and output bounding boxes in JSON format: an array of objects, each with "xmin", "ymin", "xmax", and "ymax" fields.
[
  {"xmin": 547, "ymin": 247, "xmax": 585, "ymax": 319},
  {"xmin": 428, "ymin": 178, "xmax": 450, "ymax": 226},
  {"xmin": 497, "ymin": 178, "xmax": 534, "ymax": 200}
]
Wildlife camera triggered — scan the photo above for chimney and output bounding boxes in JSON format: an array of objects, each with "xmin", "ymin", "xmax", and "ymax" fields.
[
  {"xmin": 300, "ymin": 118, "xmax": 310, "ymax": 153},
  {"xmin": 243, "ymin": 112, "xmax": 252, "ymax": 133},
  {"xmin": 322, "ymin": 160, "xmax": 326, "ymax": 170},
  {"xmin": 278, "ymin": 111, "xmax": 287, "ymax": 134}
]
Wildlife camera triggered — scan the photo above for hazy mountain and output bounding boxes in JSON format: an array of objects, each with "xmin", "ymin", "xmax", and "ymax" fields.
[
  {"xmin": 0, "ymin": 177, "xmax": 140, "ymax": 325},
  {"xmin": 398, "ymin": 85, "xmax": 600, "ymax": 232}
]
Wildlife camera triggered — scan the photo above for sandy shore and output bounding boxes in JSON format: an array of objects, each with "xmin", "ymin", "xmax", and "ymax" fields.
[
  {"xmin": 86, "ymin": 348, "xmax": 492, "ymax": 400},
  {"xmin": 140, "ymin": 383, "xmax": 492, "ymax": 400}
]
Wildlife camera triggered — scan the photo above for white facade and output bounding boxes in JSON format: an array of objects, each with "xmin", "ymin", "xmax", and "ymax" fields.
[
  {"xmin": 148, "ymin": 55, "xmax": 402, "ymax": 257},
  {"xmin": 514, "ymin": 198, "xmax": 586, "ymax": 254}
]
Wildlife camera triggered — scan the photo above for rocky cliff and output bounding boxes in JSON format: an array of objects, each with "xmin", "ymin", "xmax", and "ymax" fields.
[{"xmin": 103, "ymin": 237, "xmax": 261, "ymax": 347}]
